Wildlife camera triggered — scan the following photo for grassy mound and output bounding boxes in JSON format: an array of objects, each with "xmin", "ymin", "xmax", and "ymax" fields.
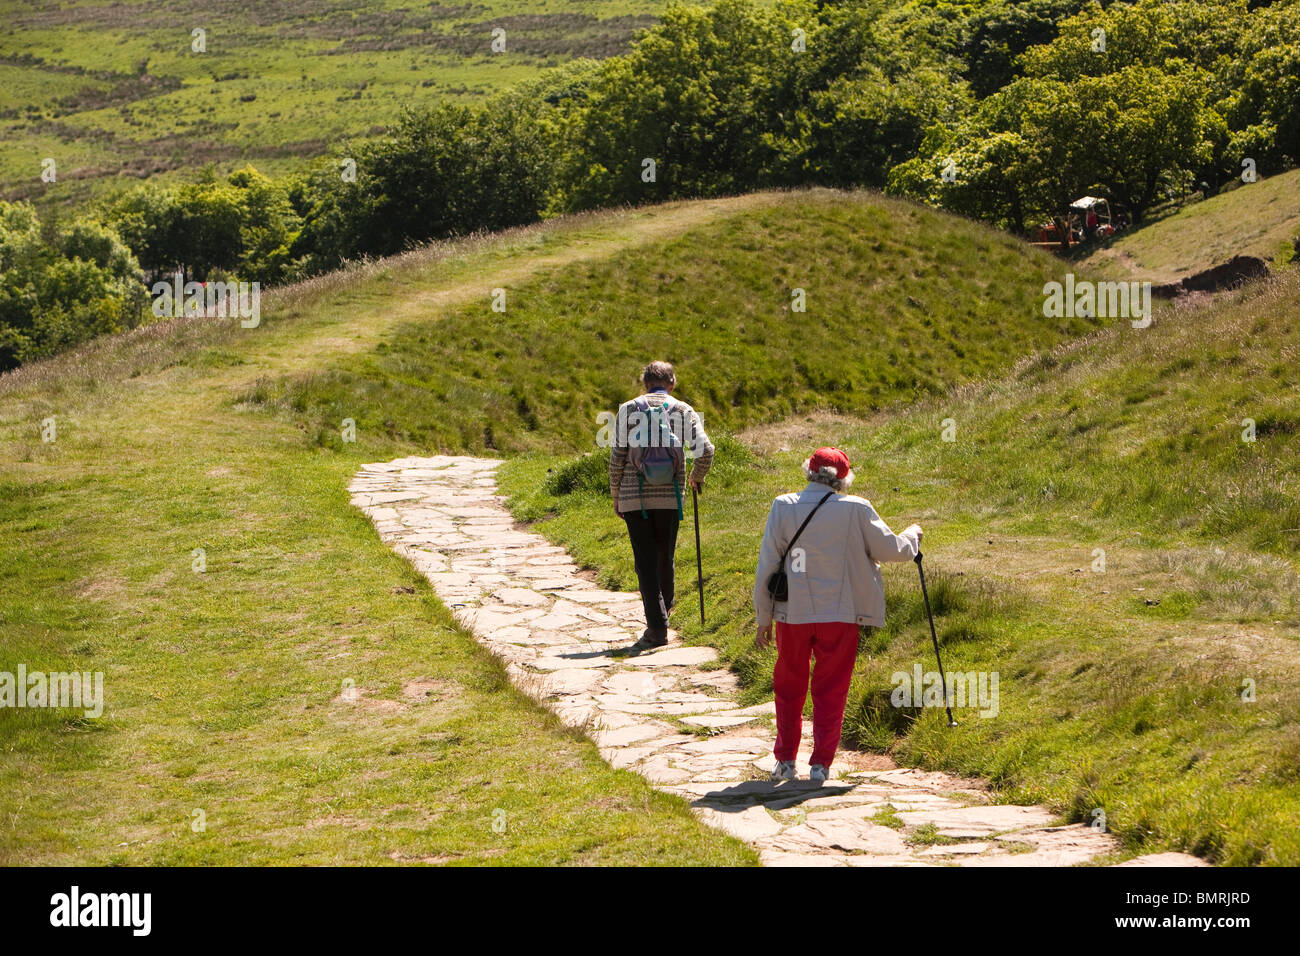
[{"xmin": 240, "ymin": 188, "xmax": 1098, "ymax": 454}]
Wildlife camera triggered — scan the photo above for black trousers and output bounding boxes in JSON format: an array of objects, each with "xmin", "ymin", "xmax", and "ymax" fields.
[{"xmin": 622, "ymin": 509, "xmax": 680, "ymax": 636}]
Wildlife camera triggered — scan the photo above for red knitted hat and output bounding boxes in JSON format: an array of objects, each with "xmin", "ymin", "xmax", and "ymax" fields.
[{"xmin": 807, "ymin": 446, "xmax": 851, "ymax": 479}]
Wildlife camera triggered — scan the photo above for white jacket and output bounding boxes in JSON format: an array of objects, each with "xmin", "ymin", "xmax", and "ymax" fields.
[{"xmin": 753, "ymin": 482, "xmax": 920, "ymax": 629}]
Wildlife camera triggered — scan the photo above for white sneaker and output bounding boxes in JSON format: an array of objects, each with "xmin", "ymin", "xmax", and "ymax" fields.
[
  {"xmin": 770, "ymin": 760, "xmax": 796, "ymax": 783},
  {"xmin": 809, "ymin": 764, "xmax": 829, "ymax": 787}
]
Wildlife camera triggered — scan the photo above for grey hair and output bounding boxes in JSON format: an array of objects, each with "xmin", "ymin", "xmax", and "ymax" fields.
[
  {"xmin": 802, "ymin": 459, "xmax": 854, "ymax": 492},
  {"xmin": 641, "ymin": 360, "xmax": 676, "ymax": 388}
]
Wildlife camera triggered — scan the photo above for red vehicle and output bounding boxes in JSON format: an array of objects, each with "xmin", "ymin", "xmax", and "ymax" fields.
[{"xmin": 1029, "ymin": 196, "xmax": 1123, "ymax": 251}]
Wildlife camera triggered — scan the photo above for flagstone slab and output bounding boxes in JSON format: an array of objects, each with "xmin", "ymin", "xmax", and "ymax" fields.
[
  {"xmin": 535, "ymin": 669, "xmax": 607, "ymax": 696},
  {"xmin": 679, "ymin": 735, "xmax": 771, "ymax": 755},
  {"xmin": 841, "ymin": 855, "xmax": 937, "ymax": 868},
  {"xmin": 680, "ymin": 713, "xmax": 763, "ymax": 729},
  {"xmin": 621, "ymin": 647, "xmax": 719, "ymax": 668},
  {"xmin": 684, "ymin": 671, "xmax": 742, "ymax": 694},
  {"xmin": 563, "ymin": 627, "xmax": 637, "ymax": 646},
  {"xmin": 531, "ymin": 579, "xmax": 583, "ymax": 591},
  {"xmin": 638, "ymin": 755, "xmax": 695, "ymax": 785},
  {"xmin": 601, "ymin": 671, "xmax": 665, "ymax": 696},
  {"xmin": 893, "ymin": 804, "xmax": 1057, "ymax": 837},
  {"xmin": 530, "ymin": 654, "xmax": 619, "ymax": 671},
  {"xmin": 917, "ymin": 841, "xmax": 992, "ymax": 856},
  {"xmin": 595, "ymin": 724, "xmax": 670, "ymax": 747},
  {"xmin": 493, "ymin": 627, "xmax": 579, "ymax": 647},
  {"xmin": 767, "ymin": 818, "xmax": 909, "ymax": 856},
  {"xmin": 695, "ymin": 805, "xmax": 783, "ymax": 841},
  {"xmin": 603, "ymin": 746, "xmax": 662, "ymax": 769},
  {"xmin": 631, "ymin": 734, "xmax": 698, "ymax": 752},
  {"xmin": 511, "ymin": 566, "xmax": 580, "ymax": 579},
  {"xmin": 759, "ymin": 851, "xmax": 851, "ymax": 867},
  {"xmin": 560, "ymin": 589, "xmax": 645, "ymax": 605},
  {"xmin": 489, "ymin": 588, "xmax": 551, "ymax": 607}
]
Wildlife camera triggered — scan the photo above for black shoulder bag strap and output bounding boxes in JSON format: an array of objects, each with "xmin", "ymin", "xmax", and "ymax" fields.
[{"xmin": 780, "ymin": 490, "xmax": 834, "ymax": 570}]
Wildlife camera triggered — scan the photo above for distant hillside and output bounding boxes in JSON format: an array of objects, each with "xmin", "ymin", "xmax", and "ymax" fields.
[
  {"xmin": 0, "ymin": 0, "xmax": 661, "ymax": 208},
  {"xmin": 1080, "ymin": 168, "xmax": 1300, "ymax": 286}
]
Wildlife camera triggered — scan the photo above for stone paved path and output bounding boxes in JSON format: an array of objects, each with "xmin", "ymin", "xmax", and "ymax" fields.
[{"xmin": 351, "ymin": 455, "xmax": 1206, "ymax": 867}]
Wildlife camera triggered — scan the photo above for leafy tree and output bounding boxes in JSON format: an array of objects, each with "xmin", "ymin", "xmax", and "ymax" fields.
[
  {"xmin": 554, "ymin": 0, "xmax": 968, "ymax": 209},
  {"xmin": 901, "ymin": 0, "xmax": 1100, "ymax": 96},
  {"xmin": 103, "ymin": 184, "xmax": 183, "ymax": 283},
  {"xmin": 891, "ymin": 64, "xmax": 1213, "ymax": 226},
  {"xmin": 0, "ymin": 202, "xmax": 146, "ymax": 370},
  {"xmin": 1234, "ymin": 0, "xmax": 1300, "ymax": 167},
  {"xmin": 105, "ymin": 168, "xmax": 303, "ymax": 284},
  {"xmin": 226, "ymin": 166, "xmax": 303, "ymax": 284},
  {"xmin": 294, "ymin": 91, "xmax": 555, "ymax": 271}
]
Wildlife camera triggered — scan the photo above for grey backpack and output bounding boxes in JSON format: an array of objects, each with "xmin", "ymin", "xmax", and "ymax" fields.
[{"xmin": 626, "ymin": 396, "xmax": 684, "ymax": 518}]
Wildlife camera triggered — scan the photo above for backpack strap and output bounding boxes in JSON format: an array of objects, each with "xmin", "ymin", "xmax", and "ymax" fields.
[{"xmin": 663, "ymin": 397, "xmax": 683, "ymax": 520}]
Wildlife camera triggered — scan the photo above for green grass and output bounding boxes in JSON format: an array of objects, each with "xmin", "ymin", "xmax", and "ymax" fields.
[
  {"xmin": 0, "ymin": 196, "xmax": 767, "ymax": 865},
  {"xmin": 1081, "ymin": 168, "xmax": 1300, "ymax": 285},
  {"xmin": 906, "ymin": 823, "xmax": 960, "ymax": 847},
  {"xmin": 0, "ymin": 0, "xmax": 662, "ymax": 210},
  {"xmin": 494, "ymin": 266, "xmax": 1300, "ymax": 865},
  {"xmin": 5, "ymin": 182, "xmax": 1299, "ymax": 866}
]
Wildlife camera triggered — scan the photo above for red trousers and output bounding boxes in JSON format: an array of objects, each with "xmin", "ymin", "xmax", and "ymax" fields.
[{"xmin": 773, "ymin": 620, "xmax": 858, "ymax": 768}]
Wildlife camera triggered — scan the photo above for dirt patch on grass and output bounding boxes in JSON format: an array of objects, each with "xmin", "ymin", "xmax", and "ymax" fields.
[
  {"xmin": 305, "ymin": 814, "xmax": 372, "ymax": 831},
  {"xmin": 737, "ymin": 411, "xmax": 869, "ymax": 457},
  {"xmin": 334, "ymin": 687, "xmax": 406, "ymax": 713},
  {"xmin": 387, "ymin": 847, "xmax": 505, "ymax": 863},
  {"xmin": 401, "ymin": 678, "xmax": 454, "ymax": 702},
  {"xmin": 75, "ymin": 571, "xmax": 129, "ymax": 601},
  {"xmin": 834, "ymin": 750, "xmax": 899, "ymax": 775}
]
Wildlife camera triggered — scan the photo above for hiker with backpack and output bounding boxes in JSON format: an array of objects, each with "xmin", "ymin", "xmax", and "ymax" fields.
[
  {"xmin": 753, "ymin": 447, "xmax": 922, "ymax": 786},
  {"xmin": 609, "ymin": 361, "xmax": 714, "ymax": 654}
]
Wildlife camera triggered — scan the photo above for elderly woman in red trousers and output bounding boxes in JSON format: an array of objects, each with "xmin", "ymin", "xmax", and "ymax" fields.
[{"xmin": 753, "ymin": 447, "xmax": 922, "ymax": 786}]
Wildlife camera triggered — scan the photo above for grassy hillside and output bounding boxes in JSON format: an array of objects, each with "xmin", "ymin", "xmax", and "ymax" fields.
[
  {"xmin": 0, "ymin": 0, "xmax": 661, "ymax": 208},
  {"xmin": 500, "ymin": 267, "xmax": 1300, "ymax": 865},
  {"xmin": 5, "ymin": 182, "xmax": 1296, "ymax": 866},
  {"xmin": 1081, "ymin": 168, "xmax": 1300, "ymax": 285},
  {"xmin": 0, "ymin": 187, "xmax": 1095, "ymax": 865}
]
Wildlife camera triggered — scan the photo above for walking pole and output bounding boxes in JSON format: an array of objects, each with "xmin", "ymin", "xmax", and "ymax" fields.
[
  {"xmin": 692, "ymin": 486, "xmax": 705, "ymax": 625},
  {"xmin": 914, "ymin": 551, "xmax": 957, "ymax": 727}
]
